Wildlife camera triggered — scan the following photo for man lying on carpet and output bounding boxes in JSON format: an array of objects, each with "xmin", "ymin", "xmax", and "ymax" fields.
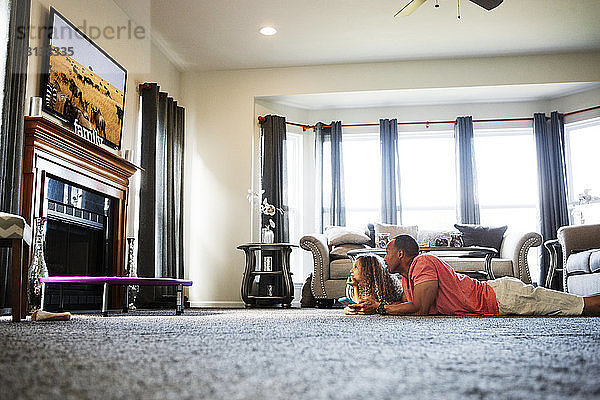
[{"xmin": 347, "ymin": 234, "xmax": 600, "ymax": 317}]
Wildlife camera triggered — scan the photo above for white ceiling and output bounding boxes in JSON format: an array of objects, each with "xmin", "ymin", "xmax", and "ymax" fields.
[
  {"xmin": 257, "ymin": 82, "xmax": 600, "ymax": 110},
  {"xmin": 121, "ymin": 0, "xmax": 600, "ymax": 71}
]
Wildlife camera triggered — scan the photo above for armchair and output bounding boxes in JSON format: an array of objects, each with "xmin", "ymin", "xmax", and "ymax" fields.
[{"xmin": 554, "ymin": 224, "xmax": 600, "ymax": 296}]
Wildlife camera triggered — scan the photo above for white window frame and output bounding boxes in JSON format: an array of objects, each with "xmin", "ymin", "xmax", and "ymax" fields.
[
  {"xmin": 473, "ymin": 126, "xmax": 540, "ymax": 283},
  {"xmin": 342, "ymin": 132, "xmax": 380, "ymax": 227},
  {"xmin": 397, "ymin": 129, "xmax": 457, "ymax": 225},
  {"xmin": 564, "ymin": 116, "xmax": 600, "ymax": 225},
  {"xmin": 473, "ymin": 127, "xmax": 539, "ymax": 214},
  {"xmin": 286, "ymin": 131, "xmax": 304, "ymax": 283},
  {"xmin": 564, "ymin": 117, "xmax": 600, "ymax": 204}
]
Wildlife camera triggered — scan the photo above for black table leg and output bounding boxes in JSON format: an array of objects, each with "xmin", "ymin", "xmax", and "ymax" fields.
[
  {"xmin": 122, "ymin": 285, "xmax": 129, "ymax": 313},
  {"xmin": 58, "ymin": 284, "xmax": 64, "ymax": 312},
  {"xmin": 484, "ymin": 253, "xmax": 495, "ymax": 280},
  {"xmin": 40, "ymin": 282, "xmax": 46, "ymax": 312},
  {"xmin": 102, "ymin": 283, "xmax": 109, "ymax": 317},
  {"xmin": 176, "ymin": 284, "xmax": 184, "ymax": 315}
]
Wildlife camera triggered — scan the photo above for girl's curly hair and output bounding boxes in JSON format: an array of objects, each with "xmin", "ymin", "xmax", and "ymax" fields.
[{"xmin": 356, "ymin": 254, "xmax": 403, "ymax": 304}]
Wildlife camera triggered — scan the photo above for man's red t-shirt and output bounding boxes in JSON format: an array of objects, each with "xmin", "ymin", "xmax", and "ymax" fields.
[{"xmin": 401, "ymin": 254, "xmax": 499, "ymax": 315}]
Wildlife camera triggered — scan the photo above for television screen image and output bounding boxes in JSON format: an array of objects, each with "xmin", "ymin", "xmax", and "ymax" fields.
[{"xmin": 43, "ymin": 8, "xmax": 127, "ymax": 149}]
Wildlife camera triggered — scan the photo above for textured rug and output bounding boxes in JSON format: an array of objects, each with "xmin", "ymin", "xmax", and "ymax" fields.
[{"xmin": 1, "ymin": 309, "xmax": 599, "ymax": 400}]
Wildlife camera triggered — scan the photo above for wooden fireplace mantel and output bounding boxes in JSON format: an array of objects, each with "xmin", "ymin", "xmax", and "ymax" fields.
[{"xmin": 21, "ymin": 116, "xmax": 140, "ymax": 277}]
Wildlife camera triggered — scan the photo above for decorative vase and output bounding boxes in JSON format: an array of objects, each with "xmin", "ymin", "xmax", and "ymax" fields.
[
  {"xmin": 28, "ymin": 217, "xmax": 49, "ymax": 312},
  {"xmin": 126, "ymin": 237, "xmax": 139, "ymax": 310},
  {"xmin": 262, "ymin": 227, "xmax": 275, "ymax": 244}
]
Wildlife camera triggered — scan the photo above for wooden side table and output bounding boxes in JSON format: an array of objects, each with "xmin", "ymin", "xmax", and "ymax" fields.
[{"xmin": 237, "ymin": 243, "xmax": 297, "ymax": 307}]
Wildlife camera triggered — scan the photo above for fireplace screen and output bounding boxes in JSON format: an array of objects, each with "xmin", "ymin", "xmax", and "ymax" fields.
[{"xmin": 44, "ymin": 177, "xmax": 115, "ymax": 310}]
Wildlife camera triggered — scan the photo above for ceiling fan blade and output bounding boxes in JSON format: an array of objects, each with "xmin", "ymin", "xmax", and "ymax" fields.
[
  {"xmin": 469, "ymin": 0, "xmax": 503, "ymax": 11},
  {"xmin": 394, "ymin": 0, "xmax": 427, "ymax": 17}
]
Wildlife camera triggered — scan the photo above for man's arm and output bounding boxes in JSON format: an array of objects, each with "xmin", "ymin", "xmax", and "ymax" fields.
[
  {"xmin": 348, "ymin": 280, "xmax": 438, "ymax": 315},
  {"xmin": 385, "ymin": 280, "xmax": 438, "ymax": 315}
]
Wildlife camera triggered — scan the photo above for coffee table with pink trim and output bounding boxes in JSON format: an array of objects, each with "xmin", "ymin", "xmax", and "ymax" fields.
[{"xmin": 39, "ymin": 276, "xmax": 193, "ymax": 316}]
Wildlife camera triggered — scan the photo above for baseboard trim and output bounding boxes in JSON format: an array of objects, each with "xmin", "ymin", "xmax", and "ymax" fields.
[
  {"xmin": 190, "ymin": 283, "xmax": 305, "ymax": 309},
  {"xmin": 190, "ymin": 301, "xmax": 245, "ymax": 308}
]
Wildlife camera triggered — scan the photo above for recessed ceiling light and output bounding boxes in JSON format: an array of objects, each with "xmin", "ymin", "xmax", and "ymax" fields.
[{"xmin": 259, "ymin": 26, "xmax": 277, "ymax": 36}]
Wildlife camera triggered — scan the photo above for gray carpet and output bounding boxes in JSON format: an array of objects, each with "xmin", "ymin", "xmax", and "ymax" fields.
[{"xmin": 1, "ymin": 308, "xmax": 599, "ymax": 400}]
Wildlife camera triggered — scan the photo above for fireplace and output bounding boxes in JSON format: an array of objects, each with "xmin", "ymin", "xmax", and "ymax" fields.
[
  {"xmin": 43, "ymin": 177, "xmax": 116, "ymax": 310},
  {"xmin": 21, "ymin": 117, "xmax": 138, "ymax": 311}
]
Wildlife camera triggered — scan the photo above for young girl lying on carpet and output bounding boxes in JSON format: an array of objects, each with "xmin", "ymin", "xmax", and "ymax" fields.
[{"xmin": 345, "ymin": 254, "xmax": 403, "ymax": 315}]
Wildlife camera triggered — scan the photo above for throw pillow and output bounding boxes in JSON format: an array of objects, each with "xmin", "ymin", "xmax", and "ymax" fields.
[
  {"xmin": 330, "ymin": 243, "xmax": 369, "ymax": 260},
  {"xmin": 374, "ymin": 223, "xmax": 418, "ymax": 244},
  {"xmin": 453, "ymin": 224, "xmax": 508, "ymax": 253},
  {"xmin": 324, "ymin": 226, "xmax": 371, "ymax": 246}
]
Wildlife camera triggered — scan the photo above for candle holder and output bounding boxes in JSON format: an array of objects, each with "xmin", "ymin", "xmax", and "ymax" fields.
[
  {"xmin": 27, "ymin": 217, "xmax": 49, "ymax": 312},
  {"xmin": 126, "ymin": 237, "xmax": 139, "ymax": 310}
]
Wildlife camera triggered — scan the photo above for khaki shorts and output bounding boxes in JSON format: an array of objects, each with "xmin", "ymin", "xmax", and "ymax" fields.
[{"xmin": 488, "ymin": 277, "xmax": 584, "ymax": 316}]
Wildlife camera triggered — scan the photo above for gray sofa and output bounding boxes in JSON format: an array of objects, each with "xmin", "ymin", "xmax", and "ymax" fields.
[
  {"xmin": 300, "ymin": 226, "xmax": 542, "ymax": 303},
  {"xmin": 557, "ymin": 224, "xmax": 600, "ymax": 296}
]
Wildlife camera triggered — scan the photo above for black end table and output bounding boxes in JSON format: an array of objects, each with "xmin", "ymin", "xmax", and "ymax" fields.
[{"xmin": 237, "ymin": 243, "xmax": 297, "ymax": 307}]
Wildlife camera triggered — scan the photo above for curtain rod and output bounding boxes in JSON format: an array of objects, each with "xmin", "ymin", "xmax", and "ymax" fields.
[
  {"xmin": 268, "ymin": 104, "xmax": 600, "ymax": 131},
  {"xmin": 320, "ymin": 117, "xmax": 535, "ymax": 129},
  {"xmin": 563, "ymin": 105, "xmax": 600, "ymax": 117}
]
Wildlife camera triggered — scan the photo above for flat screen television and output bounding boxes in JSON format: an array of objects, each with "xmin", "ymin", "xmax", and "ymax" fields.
[{"xmin": 42, "ymin": 8, "xmax": 127, "ymax": 149}]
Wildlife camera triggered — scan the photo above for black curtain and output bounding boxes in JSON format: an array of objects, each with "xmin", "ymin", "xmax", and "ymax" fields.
[
  {"xmin": 314, "ymin": 122, "xmax": 324, "ymax": 232},
  {"xmin": 455, "ymin": 116, "xmax": 480, "ymax": 224},
  {"xmin": 325, "ymin": 121, "xmax": 346, "ymax": 226},
  {"xmin": 534, "ymin": 111, "xmax": 569, "ymax": 287},
  {"xmin": 260, "ymin": 115, "xmax": 289, "ymax": 243},
  {"xmin": 0, "ymin": 0, "xmax": 30, "ymax": 311},
  {"xmin": 380, "ymin": 118, "xmax": 400, "ymax": 224},
  {"xmin": 138, "ymin": 83, "xmax": 185, "ymax": 304}
]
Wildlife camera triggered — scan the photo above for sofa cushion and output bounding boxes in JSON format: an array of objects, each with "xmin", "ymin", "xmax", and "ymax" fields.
[
  {"xmin": 330, "ymin": 258, "xmax": 354, "ymax": 279},
  {"xmin": 454, "ymin": 224, "xmax": 508, "ymax": 253},
  {"xmin": 374, "ymin": 223, "xmax": 418, "ymax": 243},
  {"xmin": 441, "ymin": 257, "xmax": 514, "ymax": 278},
  {"xmin": 324, "ymin": 226, "xmax": 370, "ymax": 246},
  {"xmin": 566, "ymin": 250, "xmax": 598, "ymax": 274},
  {"xmin": 566, "ymin": 273, "xmax": 600, "ymax": 297},
  {"xmin": 330, "ymin": 243, "xmax": 369, "ymax": 260},
  {"xmin": 591, "ymin": 251, "xmax": 600, "ymax": 274}
]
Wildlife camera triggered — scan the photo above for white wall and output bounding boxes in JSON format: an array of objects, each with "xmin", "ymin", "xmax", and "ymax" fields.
[
  {"xmin": 25, "ymin": 0, "xmax": 181, "ymax": 261},
  {"xmin": 182, "ymin": 52, "xmax": 600, "ymax": 307},
  {"xmin": 552, "ymin": 87, "xmax": 600, "ymax": 123},
  {"xmin": 307, "ymin": 100, "xmax": 549, "ymax": 125}
]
